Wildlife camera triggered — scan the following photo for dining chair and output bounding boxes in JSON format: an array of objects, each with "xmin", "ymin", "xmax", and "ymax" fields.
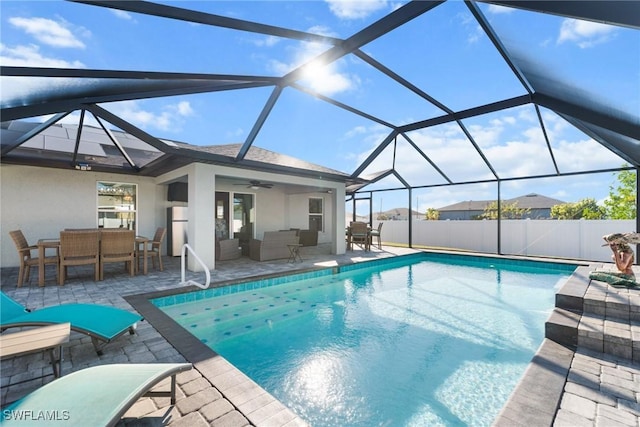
[
  {"xmin": 9, "ymin": 230, "xmax": 58, "ymax": 287},
  {"xmin": 370, "ymin": 222, "xmax": 383, "ymax": 249},
  {"xmin": 138, "ymin": 227, "xmax": 166, "ymax": 272},
  {"xmin": 99, "ymin": 230, "xmax": 135, "ymax": 280},
  {"xmin": 349, "ymin": 222, "xmax": 370, "ymax": 251},
  {"xmin": 58, "ymin": 230, "xmax": 100, "ymax": 285}
]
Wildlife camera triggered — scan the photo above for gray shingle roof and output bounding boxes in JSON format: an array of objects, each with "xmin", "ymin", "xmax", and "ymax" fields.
[
  {"xmin": 174, "ymin": 142, "xmax": 349, "ymax": 177},
  {"xmin": 438, "ymin": 193, "xmax": 565, "ymax": 211}
]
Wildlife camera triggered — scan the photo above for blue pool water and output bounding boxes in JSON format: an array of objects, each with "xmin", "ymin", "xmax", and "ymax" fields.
[{"xmin": 154, "ymin": 254, "xmax": 576, "ymax": 427}]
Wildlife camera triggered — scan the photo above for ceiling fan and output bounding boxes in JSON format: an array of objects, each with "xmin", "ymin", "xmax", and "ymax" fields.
[{"xmin": 234, "ymin": 180, "xmax": 273, "ymax": 189}]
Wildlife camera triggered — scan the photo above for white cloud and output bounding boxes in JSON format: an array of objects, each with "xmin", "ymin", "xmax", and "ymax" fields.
[
  {"xmin": 325, "ymin": 0, "xmax": 389, "ymax": 19},
  {"xmin": 172, "ymin": 101, "xmax": 194, "ymax": 117},
  {"xmin": 557, "ymin": 19, "xmax": 616, "ymax": 48},
  {"xmin": 111, "ymin": 10, "xmax": 135, "ymax": 21},
  {"xmin": 344, "ymin": 125, "xmax": 368, "ymax": 139},
  {"xmin": 348, "ymin": 106, "xmax": 623, "ymax": 206},
  {"xmin": 9, "ymin": 17, "xmax": 87, "ymax": 48},
  {"xmin": 0, "ymin": 43, "xmax": 87, "ymax": 107},
  {"xmin": 108, "ymin": 100, "xmax": 195, "ymax": 133},
  {"xmin": 225, "ymin": 127, "xmax": 244, "ymax": 139},
  {"xmin": 0, "ymin": 43, "xmax": 85, "ymax": 67},
  {"xmin": 486, "ymin": 5, "xmax": 514, "ymax": 15},
  {"xmin": 252, "ymin": 35, "xmax": 280, "ymax": 47}
]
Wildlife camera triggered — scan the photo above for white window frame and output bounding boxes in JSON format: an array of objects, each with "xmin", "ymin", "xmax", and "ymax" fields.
[
  {"xmin": 309, "ymin": 197, "xmax": 323, "ymax": 232},
  {"xmin": 97, "ymin": 181, "xmax": 138, "ymax": 231}
]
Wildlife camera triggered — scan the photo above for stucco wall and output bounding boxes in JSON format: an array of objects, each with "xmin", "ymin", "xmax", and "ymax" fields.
[
  {"xmin": 287, "ymin": 193, "xmax": 334, "ymax": 245},
  {"xmin": 1, "ymin": 164, "xmax": 160, "ymax": 268},
  {"xmin": 1, "ymin": 163, "xmax": 346, "ymax": 269}
]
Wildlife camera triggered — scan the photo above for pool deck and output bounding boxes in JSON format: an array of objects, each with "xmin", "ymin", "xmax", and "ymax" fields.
[{"xmin": 1, "ymin": 245, "xmax": 639, "ymax": 426}]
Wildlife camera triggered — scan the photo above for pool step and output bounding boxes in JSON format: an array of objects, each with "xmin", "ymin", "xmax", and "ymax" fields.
[{"xmin": 545, "ymin": 265, "xmax": 640, "ymax": 363}]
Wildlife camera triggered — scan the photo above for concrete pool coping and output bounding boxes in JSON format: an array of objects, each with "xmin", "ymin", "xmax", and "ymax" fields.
[
  {"xmin": 126, "ymin": 252, "xmax": 587, "ymax": 426},
  {"xmin": 125, "ymin": 286, "xmax": 309, "ymax": 426}
]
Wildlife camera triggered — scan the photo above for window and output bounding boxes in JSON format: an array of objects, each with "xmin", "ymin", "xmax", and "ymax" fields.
[
  {"xmin": 309, "ymin": 197, "xmax": 323, "ymax": 232},
  {"xmin": 97, "ymin": 182, "xmax": 137, "ymax": 231}
]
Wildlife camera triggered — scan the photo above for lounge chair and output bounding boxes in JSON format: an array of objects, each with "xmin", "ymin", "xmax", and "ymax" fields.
[
  {"xmin": 0, "ymin": 291, "xmax": 143, "ymax": 355},
  {"xmin": 0, "ymin": 363, "xmax": 192, "ymax": 427}
]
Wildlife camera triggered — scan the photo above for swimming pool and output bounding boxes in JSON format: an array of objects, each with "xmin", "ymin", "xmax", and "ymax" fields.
[{"xmin": 153, "ymin": 253, "xmax": 577, "ymax": 426}]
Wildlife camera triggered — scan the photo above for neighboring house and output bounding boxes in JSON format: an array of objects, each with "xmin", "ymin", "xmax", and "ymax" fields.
[
  {"xmin": 1, "ymin": 121, "xmax": 352, "ymax": 271},
  {"xmin": 437, "ymin": 193, "xmax": 565, "ymax": 220},
  {"xmin": 377, "ymin": 208, "xmax": 422, "ymax": 221}
]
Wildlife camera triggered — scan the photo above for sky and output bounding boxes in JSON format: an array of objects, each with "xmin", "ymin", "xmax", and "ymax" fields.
[{"xmin": 1, "ymin": 1, "xmax": 638, "ymax": 215}]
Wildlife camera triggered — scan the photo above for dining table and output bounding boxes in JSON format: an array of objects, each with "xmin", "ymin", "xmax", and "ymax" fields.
[
  {"xmin": 36, "ymin": 232, "xmax": 150, "ymax": 286},
  {"xmin": 38, "ymin": 238, "xmax": 61, "ymax": 287},
  {"xmin": 135, "ymin": 236, "xmax": 149, "ymax": 275}
]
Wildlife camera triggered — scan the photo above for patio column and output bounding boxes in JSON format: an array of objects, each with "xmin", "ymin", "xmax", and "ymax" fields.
[
  {"xmin": 187, "ymin": 163, "xmax": 216, "ymax": 271},
  {"xmin": 334, "ymin": 186, "xmax": 346, "ymax": 254}
]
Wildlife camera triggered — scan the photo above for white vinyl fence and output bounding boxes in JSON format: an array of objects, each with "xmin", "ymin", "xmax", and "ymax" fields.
[{"xmin": 374, "ymin": 219, "xmax": 637, "ymax": 263}]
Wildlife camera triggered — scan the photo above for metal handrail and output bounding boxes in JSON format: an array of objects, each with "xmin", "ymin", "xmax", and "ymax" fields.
[{"xmin": 180, "ymin": 244, "xmax": 211, "ymax": 289}]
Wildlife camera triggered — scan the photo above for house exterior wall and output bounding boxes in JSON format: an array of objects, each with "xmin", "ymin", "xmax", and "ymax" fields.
[
  {"xmin": 1, "ymin": 164, "xmax": 159, "ymax": 268},
  {"xmin": 286, "ymin": 193, "xmax": 334, "ymax": 245},
  {"xmin": 1, "ymin": 162, "xmax": 347, "ymax": 270}
]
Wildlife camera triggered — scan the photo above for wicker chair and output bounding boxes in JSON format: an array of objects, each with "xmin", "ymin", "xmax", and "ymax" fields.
[
  {"xmin": 138, "ymin": 227, "xmax": 166, "ymax": 272},
  {"xmin": 9, "ymin": 230, "xmax": 58, "ymax": 287},
  {"xmin": 349, "ymin": 222, "xmax": 370, "ymax": 251},
  {"xmin": 58, "ymin": 230, "xmax": 100, "ymax": 285},
  {"xmin": 216, "ymin": 238, "xmax": 241, "ymax": 261},
  {"xmin": 370, "ymin": 222, "xmax": 383, "ymax": 249},
  {"xmin": 99, "ymin": 230, "xmax": 135, "ymax": 280}
]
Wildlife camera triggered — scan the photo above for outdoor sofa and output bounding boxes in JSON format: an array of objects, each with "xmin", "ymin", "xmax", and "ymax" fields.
[{"xmin": 249, "ymin": 230, "xmax": 299, "ymax": 261}]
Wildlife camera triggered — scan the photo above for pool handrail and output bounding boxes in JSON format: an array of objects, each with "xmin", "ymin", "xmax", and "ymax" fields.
[{"xmin": 180, "ymin": 244, "xmax": 211, "ymax": 289}]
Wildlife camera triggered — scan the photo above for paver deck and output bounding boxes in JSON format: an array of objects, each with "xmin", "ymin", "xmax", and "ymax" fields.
[{"xmin": 2, "ymin": 245, "xmax": 639, "ymax": 426}]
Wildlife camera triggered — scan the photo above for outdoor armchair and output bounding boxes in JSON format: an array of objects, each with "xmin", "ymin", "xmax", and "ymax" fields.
[
  {"xmin": 216, "ymin": 238, "xmax": 241, "ymax": 261},
  {"xmin": 370, "ymin": 222, "xmax": 383, "ymax": 249},
  {"xmin": 138, "ymin": 227, "xmax": 166, "ymax": 272},
  {"xmin": 0, "ymin": 291, "xmax": 143, "ymax": 355},
  {"xmin": 349, "ymin": 222, "xmax": 370, "ymax": 251},
  {"xmin": 9, "ymin": 230, "xmax": 58, "ymax": 287}
]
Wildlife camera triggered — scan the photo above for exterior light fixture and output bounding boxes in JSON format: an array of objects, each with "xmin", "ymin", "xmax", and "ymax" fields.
[{"xmin": 75, "ymin": 162, "xmax": 92, "ymax": 171}]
